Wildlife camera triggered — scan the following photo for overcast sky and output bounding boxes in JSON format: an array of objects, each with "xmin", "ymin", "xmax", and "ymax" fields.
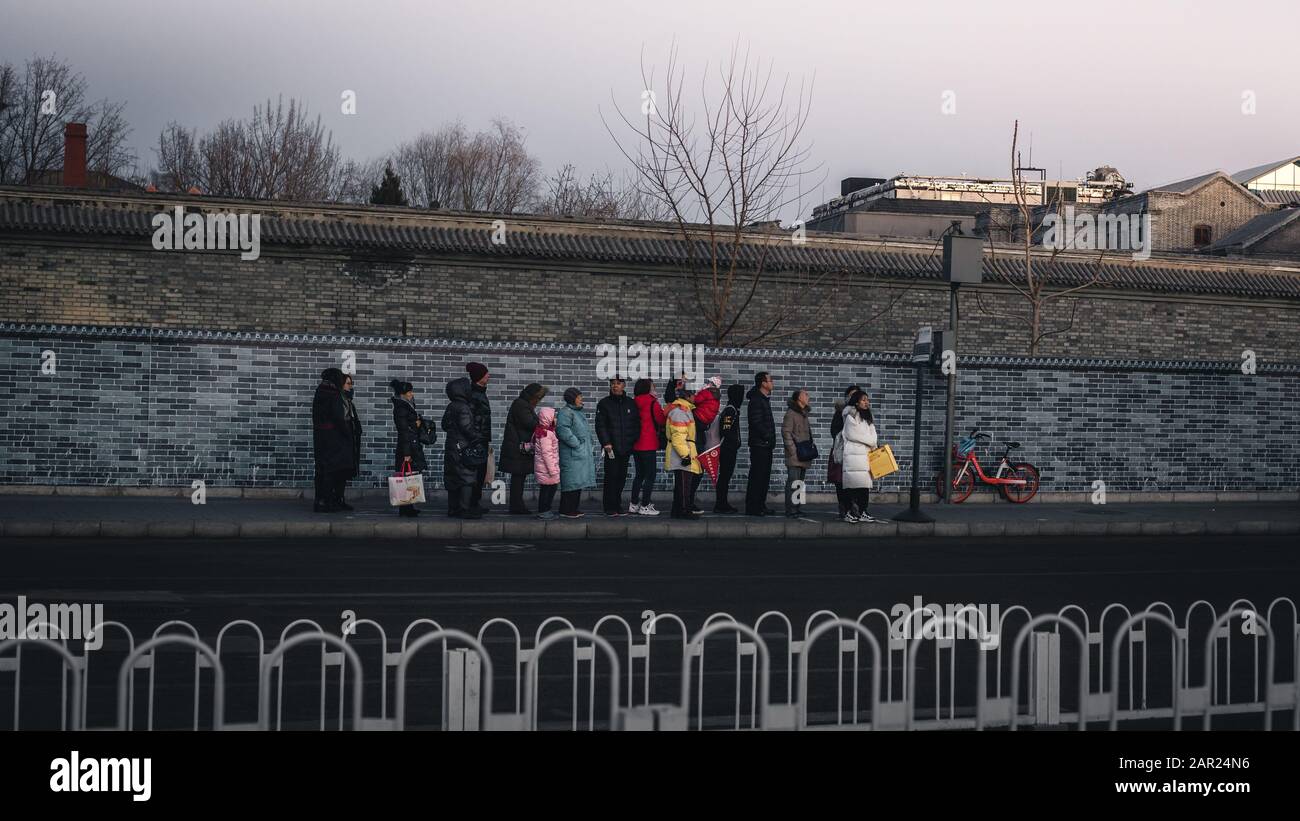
[{"xmin": 4, "ymin": 0, "xmax": 1296, "ymax": 217}]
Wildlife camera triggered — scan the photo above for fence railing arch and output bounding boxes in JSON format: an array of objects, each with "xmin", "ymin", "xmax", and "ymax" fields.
[
  {"xmin": 1007, "ymin": 615, "xmax": 1090, "ymax": 731},
  {"xmin": 798, "ymin": 619, "xmax": 883, "ymax": 730},
  {"xmin": 1109, "ymin": 611, "xmax": 1182, "ymax": 730},
  {"xmin": 261, "ymin": 632, "xmax": 362, "ymax": 731},
  {"xmin": 395, "ymin": 630, "xmax": 495, "ymax": 731},
  {"xmin": 118, "ymin": 635, "xmax": 222, "ymax": 731},
  {"xmin": 525, "ymin": 629, "xmax": 621, "ymax": 731},
  {"xmin": 0, "ymin": 636, "xmax": 83, "ymax": 731}
]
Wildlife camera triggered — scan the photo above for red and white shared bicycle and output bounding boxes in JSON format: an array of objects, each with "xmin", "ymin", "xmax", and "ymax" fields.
[{"xmin": 934, "ymin": 429, "xmax": 1040, "ymax": 503}]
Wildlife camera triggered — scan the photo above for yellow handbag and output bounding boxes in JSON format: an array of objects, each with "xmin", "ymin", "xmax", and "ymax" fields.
[{"xmin": 868, "ymin": 444, "xmax": 899, "ymax": 480}]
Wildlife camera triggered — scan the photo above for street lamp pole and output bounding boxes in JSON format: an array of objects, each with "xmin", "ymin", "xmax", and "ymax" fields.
[
  {"xmin": 940, "ymin": 227, "xmax": 984, "ymax": 504},
  {"xmin": 895, "ymin": 326, "xmax": 934, "ymax": 523}
]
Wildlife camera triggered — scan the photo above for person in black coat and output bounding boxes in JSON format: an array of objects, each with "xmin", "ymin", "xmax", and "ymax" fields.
[
  {"xmin": 499, "ymin": 383, "xmax": 547, "ymax": 514},
  {"xmin": 339, "ymin": 374, "xmax": 363, "ymax": 511},
  {"xmin": 465, "ymin": 362, "xmax": 492, "ymax": 513},
  {"xmin": 745, "ymin": 371, "xmax": 776, "ymax": 516},
  {"xmin": 442, "ymin": 376, "xmax": 485, "ymax": 519},
  {"xmin": 595, "ymin": 375, "xmax": 641, "ymax": 515},
  {"xmin": 714, "ymin": 383, "xmax": 745, "ymax": 513},
  {"xmin": 312, "ymin": 367, "xmax": 356, "ymax": 513},
  {"xmin": 390, "ymin": 379, "xmax": 431, "ymax": 517}
]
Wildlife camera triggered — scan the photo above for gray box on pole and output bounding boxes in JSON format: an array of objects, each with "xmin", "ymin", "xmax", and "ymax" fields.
[{"xmin": 943, "ymin": 235, "xmax": 984, "ymax": 284}]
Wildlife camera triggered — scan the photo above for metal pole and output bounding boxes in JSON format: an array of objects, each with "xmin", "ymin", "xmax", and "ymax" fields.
[
  {"xmin": 894, "ymin": 359, "xmax": 933, "ymax": 523},
  {"xmin": 942, "ymin": 284, "xmax": 959, "ymax": 503}
]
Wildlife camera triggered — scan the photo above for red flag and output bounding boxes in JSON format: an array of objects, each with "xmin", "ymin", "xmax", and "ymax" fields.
[{"xmin": 697, "ymin": 445, "xmax": 721, "ymax": 484}]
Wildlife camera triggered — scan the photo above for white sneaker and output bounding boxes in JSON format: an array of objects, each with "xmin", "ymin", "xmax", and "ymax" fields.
[
  {"xmin": 640, "ymin": 504, "xmax": 661, "ymax": 516},
  {"xmin": 629, "ymin": 504, "xmax": 643, "ymax": 514},
  {"xmin": 843, "ymin": 513, "xmax": 860, "ymax": 523}
]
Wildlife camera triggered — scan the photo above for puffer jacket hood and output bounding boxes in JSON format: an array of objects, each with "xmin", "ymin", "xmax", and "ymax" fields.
[
  {"xmin": 727, "ymin": 384, "xmax": 745, "ymax": 407},
  {"xmin": 446, "ymin": 376, "xmax": 473, "ymax": 403}
]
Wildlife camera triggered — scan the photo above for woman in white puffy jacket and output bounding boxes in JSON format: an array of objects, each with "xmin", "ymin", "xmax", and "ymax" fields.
[{"xmin": 840, "ymin": 389, "xmax": 878, "ymax": 522}]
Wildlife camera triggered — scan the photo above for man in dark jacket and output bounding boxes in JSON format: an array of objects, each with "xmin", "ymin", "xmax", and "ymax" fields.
[
  {"xmin": 312, "ymin": 368, "xmax": 356, "ymax": 513},
  {"xmin": 714, "ymin": 383, "xmax": 745, "ymax": 513},
  {"xmin": 595, "ymin": 375, "xmax": 640, "ymax": 515},
  {"xmin": 442, "ymin": 376, "xmax": 484, "ymax": 519},
  {"xmin": 499, "ymin": 383, "xmax": 547, "ymax": 514},
  {"xmin": 745, "ymin": 371, "xmax": 776, "ymax": 516},
  {"xmin": 465, "ymin": 362, "xmax": 492, "ymax": 513}
]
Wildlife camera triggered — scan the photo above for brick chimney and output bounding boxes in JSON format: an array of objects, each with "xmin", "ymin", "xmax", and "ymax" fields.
[{"xmin": 63, "ymin": 122, "xmax": 88, "ymax": 187}]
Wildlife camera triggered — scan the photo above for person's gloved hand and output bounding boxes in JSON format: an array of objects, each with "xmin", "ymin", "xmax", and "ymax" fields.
[{"xmin": 680, "ymin": 455, "xmax": 691, "ymax": 466}]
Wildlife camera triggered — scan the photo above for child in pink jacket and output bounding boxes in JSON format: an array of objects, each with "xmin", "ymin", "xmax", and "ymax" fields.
[{"xmin": 533, "ymin": 405, "xmax": 561, "ymax": 519}]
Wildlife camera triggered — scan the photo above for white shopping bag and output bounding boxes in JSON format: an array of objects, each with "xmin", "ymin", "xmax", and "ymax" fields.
[{"xmin": 389, "ymin": 460, "xmax": 426, "ymax": 506}]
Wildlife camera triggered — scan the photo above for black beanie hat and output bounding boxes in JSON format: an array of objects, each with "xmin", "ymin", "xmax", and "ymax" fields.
[{"xmin": 563, "ymin": 387, "xmax": 582, "ymax": 405}]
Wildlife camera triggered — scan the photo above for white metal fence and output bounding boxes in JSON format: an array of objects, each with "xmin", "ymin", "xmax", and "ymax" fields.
[{"xmin": 2, "ymin": 598, "xmax": 1296, "ymax": 731}]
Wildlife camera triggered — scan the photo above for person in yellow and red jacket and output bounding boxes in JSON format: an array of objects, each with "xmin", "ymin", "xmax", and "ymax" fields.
[{"xmin": 664, "ymin": 393, "xmax": 701, "ymax": 519}]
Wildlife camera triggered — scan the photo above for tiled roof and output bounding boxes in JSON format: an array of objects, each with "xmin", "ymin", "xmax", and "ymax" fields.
[
  {"xmin": 1147, "ymin": 170, "xmax": 1225, "ymax": 194},
  {"xmin": 7, "ymin": 322, "xmax": 1299, "ymax": 373},
  {"xmin": 2, "ymin": 195, "xmax": 1300, "ymax": 299},
  {"xmin": 1206, "ymin": 208, "xmax": 1300, "ymax": 253},
  {"xmin": 1231, "ymin": 156, "xmax": 1300, "ymax": 185},
  {"xmin": 1252, "ymin": 189, "xmax": 1300, "ymax": 205}
]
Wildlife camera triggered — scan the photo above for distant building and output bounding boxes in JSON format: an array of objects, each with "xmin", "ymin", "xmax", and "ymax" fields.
[
  {"xmin": 808, "ymin": 169, "xmax": 1129, "ymax": 240},
  {"xmin": 1230, "ymin": 156, "xmax": 1300, "ymax": 204}
]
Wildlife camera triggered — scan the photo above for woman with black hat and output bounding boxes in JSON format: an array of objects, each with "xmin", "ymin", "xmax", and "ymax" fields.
[
  {"xmin": 390, "ymin": 379, "xmax": 430, "ymax": 517},
  {"xmin": 500, "ymin": 383, "xmax": 548, "ymax": 514}
]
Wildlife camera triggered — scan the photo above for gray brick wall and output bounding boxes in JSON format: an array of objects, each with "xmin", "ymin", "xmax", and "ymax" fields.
[
  {"xmin": 2, "ymin": 328, "xmax": 1296, "ymax": 494},
  {"xmin": 2, "ymin": 240, "xmax": 1297, "ymax": 359}
]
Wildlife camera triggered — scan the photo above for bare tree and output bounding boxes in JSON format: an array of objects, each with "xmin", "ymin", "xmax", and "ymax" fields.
[
  {"xmin": 975, "ymin": 120, "xmax": 1114, "ymax": 355},
  {"xmin": 388, "ymin": 119, "xmax": 541, "ymax": 211},
  {"xmin": 537, "ymin": 163, "xmax": 673, "ymax": 220},
  {"xmin": 604, "ymin": 44, "xmax": 837, "ymax": 346},
  {"xmin": 150, "ymin": 97, "xmax": 342, "ymax": 201},
  {"xmin": 151, "ymin": 122, "xmax": 202, "ymax": 192},
  {"xmin": 0, "ymin": 55, "xmax": 134, "ymax": 184}
]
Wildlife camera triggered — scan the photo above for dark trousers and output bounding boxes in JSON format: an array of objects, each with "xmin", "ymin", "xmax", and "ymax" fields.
[
  {"xmin": 469, "ymin": 464, "xmax": 487, "ymax": 509},
  {"xmin": 785, "ymin": 466, "xmax": 806, "ymax": 514},
  {"xmin": 745, "ymin": 447, "xmax": 774, "ymax": 514},
  {"xmin": 509, "ymin": 472, "xmax": 528, "ymax": 512},
  {"xmin": 559, "ymin": 489, "xmax": 582, "ymax": 516},
  {"xmin": 848, "ymin": 487, "xmax": 870, "ymax": 515},
  {"xmin": 537, "ymin": 483, "xmax": 558, "ymax": 513},
  {"xmin": 602, "ymin": 452, "xmax": 631, "ymax": 513},
  {"xmin": 671, "ymin": 470, "xmax": 696, "ymax": 517},
  {"xmin": 835, "ymin": 482, "xmax": 850, "ymax": 516},
  {"xmin": 315, "ymin": 465, "xmax": 347, "ymax": 507},
  {"xmin": 716, "ymin": 446, "xmax": 739, "ymax": 509},
  {"xmin": 631, "ymin": 450, "xmax": 658, "ymax": 505},
  {"xmin": 447, "ymin": 484, "xmax": 472, "ymax": 516}
]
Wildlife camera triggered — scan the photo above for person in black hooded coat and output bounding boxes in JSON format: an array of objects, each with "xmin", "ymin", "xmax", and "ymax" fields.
[
  {"xmin": 499, "ymin": 383, "xmax": 547, "ymax": 514},
  {"xmin": 312, "ymin": 367, "xmax": 356, "ymax": 513},
  {"xmin": 442, "ymin": 376, "xmax": 485, "ymax": 519}
]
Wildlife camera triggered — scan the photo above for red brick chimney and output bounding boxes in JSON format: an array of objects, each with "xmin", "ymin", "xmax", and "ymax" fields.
[{"xmin": 63, "ymin": 122, "xmax": 88, "ymax": 187}]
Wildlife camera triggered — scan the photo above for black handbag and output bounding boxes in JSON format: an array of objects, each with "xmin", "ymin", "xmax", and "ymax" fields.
[
  {"xmin": 795, "ymin": 439, "xmax": 819, "ymax": 462},
  {"xmin": 458, "ymin": 440, "xmax": 488, "ymax": 466},
  {"xmin": 417, "ymin": 416, "xmax": 437, "ymax": 445}
]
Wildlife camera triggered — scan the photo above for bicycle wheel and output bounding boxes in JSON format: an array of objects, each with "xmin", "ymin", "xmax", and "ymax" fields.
[
  {"xmin": 1000, "ymin": 463, "xmax": 1040, "ymax": 503},
  {"xmin": 936, "ymin": 465, "xmax": 975, "ymax": 503}
]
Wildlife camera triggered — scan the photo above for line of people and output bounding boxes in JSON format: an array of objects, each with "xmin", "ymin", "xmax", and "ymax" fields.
[{"xmin": 310, "ymin": 362, "xmax": 883, "ymax": 521}]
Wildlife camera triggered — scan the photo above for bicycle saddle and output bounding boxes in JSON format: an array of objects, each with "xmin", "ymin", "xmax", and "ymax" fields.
[{"xmin": 1005, "ymin": 441, "xmax": 1021, "ymax": 449}]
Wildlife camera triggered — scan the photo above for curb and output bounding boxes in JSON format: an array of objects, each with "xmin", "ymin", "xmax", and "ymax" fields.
[{"xmin": 1, "ymin": 517, "xmax": 1296, "ymax": 540}]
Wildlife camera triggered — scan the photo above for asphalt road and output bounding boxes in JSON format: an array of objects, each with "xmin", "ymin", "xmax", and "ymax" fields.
[{"xmin": 3, "ymin": 534, "xmax": 1296, "ymax": 730}]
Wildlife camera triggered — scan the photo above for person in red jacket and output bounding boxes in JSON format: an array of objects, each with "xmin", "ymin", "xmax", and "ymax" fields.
[
  {"xmin": 689, "ymin": 377, "xmax": 722, "ymax": 512},
  {"xmin": 630, "ymin": 379, "xmax": 667, "ymax": 515}
]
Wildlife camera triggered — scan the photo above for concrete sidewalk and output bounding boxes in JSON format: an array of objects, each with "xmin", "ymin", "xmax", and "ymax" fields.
[{"xmin": 1, "ymin": 492, "xmax": 1295, "ymax": 540}]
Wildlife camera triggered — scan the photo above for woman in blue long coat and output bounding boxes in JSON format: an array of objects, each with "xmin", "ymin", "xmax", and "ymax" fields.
[{"xmin": 554, "ymin": 387, "xmax": 595, "ymax": 518}]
